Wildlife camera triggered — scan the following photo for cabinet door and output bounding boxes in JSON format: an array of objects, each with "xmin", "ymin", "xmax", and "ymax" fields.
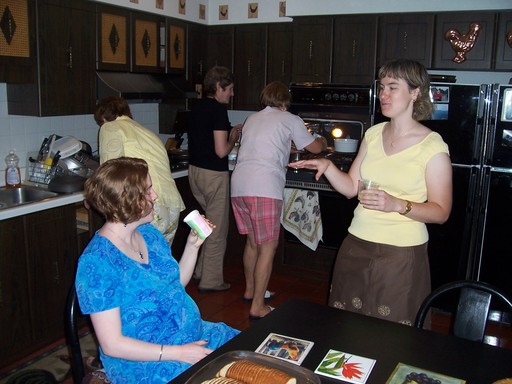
[
  {"xmin": 333, "ymin": 15, "xmax": 377, "ymax": 86},
  {"xmin": 495, "ymin": 12, "xmax": 512, "ymax": 71},
  {"xmin": 6, "ymin": 0, "xmax": 96, "ymax": 116},
  {"xmin": 187, "ymin": 23, "xmax": 208, "ymax": 94},
  {"xmin": 206, "ymin": 25, "xmax": 234, "ymax": 71},
  {"xmin": 434, "ymin": 12, "xmax": 496, "ymax": 70},
  {"xmin": 132, "ymin": 11, "xmax": 165, "ymax": 73},
  {"xmin": 0, "ymin": 0, "xmax": 36, "ymax": 83},
  {"xmin": 25, "ymin": 205, "xmax": 78, "ymax": 344},
  {"xmin": 267, "ymin": 23, "xmax": 293, "ymax": 85},
  {"xmin": 97, "ymin": 5, "xmax": 130, "ymax": 71},
  {"xmin": 0, "ymin": 217, "xmax": 31, "ymax": 367},
  {"xmin": 378, "ymin": 14, "xmax": 434, "ymax": 68},
  {"xmin": 168, "ymin": 21, "xmax": 186, "ymax": 74},
  {"xmin": 233, "ymin": 24, "xmax": 266, "ymax": 111},
  {"xmin": 292, "ymin": 16, "xmax": 333, "ymax": 83}
]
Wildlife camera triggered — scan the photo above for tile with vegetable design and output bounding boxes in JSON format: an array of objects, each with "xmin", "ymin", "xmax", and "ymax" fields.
[{"xmin": 315, "ymin": 349, "xmax": 376, "ymax": 383}]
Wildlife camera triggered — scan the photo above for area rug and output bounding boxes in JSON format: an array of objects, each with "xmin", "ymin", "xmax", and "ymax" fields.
[{"xmin": 0, "ymin": 333, "xmax": 99, "ymax": 384}]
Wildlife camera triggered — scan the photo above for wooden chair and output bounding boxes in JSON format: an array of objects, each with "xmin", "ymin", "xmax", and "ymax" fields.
[
  {"xmin": 65, "ymin": 285, "xmax": 111, "ymax": 383},
  {"xmin": 414, "ymin": 280, "xmax": 512, "ymax": 344}
]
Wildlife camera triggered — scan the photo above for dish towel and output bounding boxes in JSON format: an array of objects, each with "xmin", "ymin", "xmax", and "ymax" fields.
[{"xmin": 281, "ymin": 188, "xmax": 323, "ymax": 251}]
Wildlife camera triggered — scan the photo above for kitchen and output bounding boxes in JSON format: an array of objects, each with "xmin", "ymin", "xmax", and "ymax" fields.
[{"xmin": 1, "ymin": 0, "xmax": 512, "ymax": 374}]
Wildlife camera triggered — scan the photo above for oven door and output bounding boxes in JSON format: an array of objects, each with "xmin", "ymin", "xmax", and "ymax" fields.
[{"xmin": 301, "ymin": 117, "xmax": 365, "ymax": 148}]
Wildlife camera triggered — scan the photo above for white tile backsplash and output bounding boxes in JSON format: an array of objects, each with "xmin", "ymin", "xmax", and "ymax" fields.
[{"xmin": 0, "ymin": 83, "xmax": 166, "ymax": 186}]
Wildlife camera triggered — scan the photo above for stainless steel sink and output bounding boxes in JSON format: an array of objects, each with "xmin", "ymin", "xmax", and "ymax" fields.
[{"xmin": 0, "ymin": 186, "xmax": 59, "ymax": 210}]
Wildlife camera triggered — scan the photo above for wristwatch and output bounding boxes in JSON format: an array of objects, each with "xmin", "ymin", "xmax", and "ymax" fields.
[{"xmin": 400, "ymin": 200, "xmax": 412, "ymax": 215}]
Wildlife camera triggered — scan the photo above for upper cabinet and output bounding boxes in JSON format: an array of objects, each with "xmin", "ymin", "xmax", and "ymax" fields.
[
  {"xmin": 168, "ymin": 20, "xmax": 186, "ymax": 74},
  {"xmin": 378, "ymin": 14, "xmax": 434, "ymax": 69},
  {"xmin": 206, "ymin": 25, "xmax": 234, "ymax": 72},
  {"xmin": 233, "ymin": 24, "xmax": 266, "ymax": 111},
  {"xmin": 292, "ymin": 16, "xmax": 333, "ymax": 83},
  {"xmin": 131, "ymin": 11, "xmax": 165, "ymax": 73},
  {"xmin": 0, "ymin": 0, "xmax": 36, "ymax": 83},
  {"xmin": 332, "ymin": 15, "xmax": 377, "ymax": 86},
  {"xmin": 7, "ymin": 0, "xmax": 96, "ymax": 116},
  {"xmin": 433, "ymin": 12, "xmax": 496, "ymax": 70},
  {"xmin": 266, "ymin": 23, "xmax": 293, "ymax": 85},
  {"xmin": 187, "ymin": 23, "xmax": 208, "ymax": 93},
  {"xmin": 97, "ymin": 5, "xmax": 130, "ymax": 71},
  {"xmin": 494, "ymin": 12, "xmax": 512, "ymax": 71}
]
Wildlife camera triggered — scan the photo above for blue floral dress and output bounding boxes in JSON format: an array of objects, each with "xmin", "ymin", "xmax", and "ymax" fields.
[{"xmin": 76, "ymin": 223, "xmax": 239, "ymax": 384}]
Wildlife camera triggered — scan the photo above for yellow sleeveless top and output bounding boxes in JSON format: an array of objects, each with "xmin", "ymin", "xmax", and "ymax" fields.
[{"xmin": 349, "ymin": 122, "xmax": 449, "ymax": 246}]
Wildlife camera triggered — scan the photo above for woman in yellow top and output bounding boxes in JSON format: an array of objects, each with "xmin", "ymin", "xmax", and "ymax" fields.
[
  {"xmin": 95, "ymin": 96, "xmax": 185, "ymax": 244},
  {"xmin": 289, "ymin": 59, "xmax": 452, "ymax": 325}
]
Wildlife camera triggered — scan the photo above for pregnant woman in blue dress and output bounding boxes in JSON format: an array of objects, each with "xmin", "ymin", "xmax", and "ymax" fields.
[{"xmin": 76, "ymin": 157, "xmax": 239, "ymax": 384}]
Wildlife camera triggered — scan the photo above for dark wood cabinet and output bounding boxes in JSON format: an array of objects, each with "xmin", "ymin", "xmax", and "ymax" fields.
[
  {"xmin": 266, "ymin": 23, "xmax": 293, "ymax": 85},
  {"xmin": 131, "ymin": 11, "xmax": 165, "ymax": 73},
  {"xmin": 187, "ymin": 23, "xmax": 208, "ymax": 94},
  {"xmin": 96, "ymin": 5, "xmax": 130, "ymax": 71},
  {"xmin": 0, "ymin": 216, "xmax": 31, "ymax": 367},
  {"xmin": 233, "ymin": 24, "xmax": 266, "ymax": 111},
  {"xmin": 205, "ymin": 25, "xmax": 234, "ymax": 72},
  {"xmin": 494, "ymin": 12, "xmax": 512, "ymax": 71},
  {"xmin": 0, "ymin": 0, "xmax": 36, "ymax": 83},
  {"xmin": 378, "ymin": 14, "xmax": 434, "ymax": 69},
  {"xmin": 6, "ymin": 0, "xmax": 96, "ymax": 116},
  {"xmin": 168, "ymin": 20, "xmax": 186, "ymax": 73},
  {"xmin": 434, "ymin": 12, "xmax": 496, "ymax": 70},
  {"xmin": 292, "ymin": 16, "xmax": 333, "ymax": 83},
  {"xmin": 332, "ymin": 15, "xmax": 377, "ymax": 86},
  {"xmin": 0, "ymin": 204, "xmax": 80, "ymax": 368}
]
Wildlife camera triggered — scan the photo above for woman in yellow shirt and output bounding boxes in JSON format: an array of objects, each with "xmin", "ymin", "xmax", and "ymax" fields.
[
  {"xmin": 94, "ymin": 96, "xmax": 185, "ymax": 245},
  {"xmin": 289, "ymin": 59, "xmax": 452, "ymax": 325}
]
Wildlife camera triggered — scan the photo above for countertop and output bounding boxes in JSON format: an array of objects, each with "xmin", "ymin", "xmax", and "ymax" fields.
[{"xmin": 0, "ymin": 169, "xmax": 189, "ymax": 221}]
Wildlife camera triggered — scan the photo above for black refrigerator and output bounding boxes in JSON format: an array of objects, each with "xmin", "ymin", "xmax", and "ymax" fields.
[{"xmin": 374, "ymin": 82, "xmax": 512, "ymax": 306}]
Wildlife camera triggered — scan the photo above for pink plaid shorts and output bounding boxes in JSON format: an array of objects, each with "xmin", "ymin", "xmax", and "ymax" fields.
[{"xmin": 231, "ymin": 196, "xmax": 282, "ymax": 244}]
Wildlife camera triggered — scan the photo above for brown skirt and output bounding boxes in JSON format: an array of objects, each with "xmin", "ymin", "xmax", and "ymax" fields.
[{"xmin": 328, "ymin": 234, "xmax": 431, "ymax": 325}]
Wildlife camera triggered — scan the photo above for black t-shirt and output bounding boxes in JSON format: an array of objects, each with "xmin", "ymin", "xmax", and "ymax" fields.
[{"xmin": 188, "ymin": 97, "xmax": 231, "ymax": 171}]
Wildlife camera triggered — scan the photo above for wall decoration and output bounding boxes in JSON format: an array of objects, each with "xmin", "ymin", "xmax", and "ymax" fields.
[
  {"xmin": 279, "ymin": 1, "xmax": 286, "ymax": 17},
  {"xmin": 219, "ymin": 5, "xmax": 228, "ymax": 20},
  {"xmin": 156, "ymin": 0, "xmax": 163, "ymax": 10},
  {"xmin": 444, "ymin": 22, "xmax": 481, "ymax": 63},
  {"xmin": 248, "ymin": 3, "xmax": 258, "ymax": 19},
  {"xmin": 130, "ymin": 0, "xmax": 138, "ymax": 3},
  {"xmin": 199, "ymin": 4, "xmax": 205, "ymax": 20},
  {"xmin": 179, "ymin": 0, "xmax": 186, "ymax": 15}
]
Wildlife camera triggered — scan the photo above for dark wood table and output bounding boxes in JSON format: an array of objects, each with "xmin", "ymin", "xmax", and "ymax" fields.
[{"xmin": 170, "ymin": 298, "xmax": 512, "ymax": 383}]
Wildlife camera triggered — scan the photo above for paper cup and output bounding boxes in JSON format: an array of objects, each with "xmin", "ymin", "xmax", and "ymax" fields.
[{"xmin": 183, "ymin": 210, "xmax": 213, "ymax": 240}]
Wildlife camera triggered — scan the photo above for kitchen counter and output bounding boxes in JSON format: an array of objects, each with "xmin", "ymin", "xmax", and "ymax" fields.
[{"xmin": 0, "ymin": 170, "xmax": 189, "ymax": 221}]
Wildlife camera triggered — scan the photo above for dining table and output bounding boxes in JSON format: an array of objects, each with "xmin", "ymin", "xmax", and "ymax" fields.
[{"xmin": 169, "ymin": 298, "xmax": 512, "ymax": 384}]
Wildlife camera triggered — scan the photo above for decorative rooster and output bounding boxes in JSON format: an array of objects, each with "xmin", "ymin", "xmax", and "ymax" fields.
[{"xmin": 444, "ymin": 23, "xmax": 481, "ymax": 63}]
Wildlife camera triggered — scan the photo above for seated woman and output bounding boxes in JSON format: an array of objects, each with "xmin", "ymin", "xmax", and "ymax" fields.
[{"xmin": 75, "ymin": 157, "xmax": 239, "ymax": 384}]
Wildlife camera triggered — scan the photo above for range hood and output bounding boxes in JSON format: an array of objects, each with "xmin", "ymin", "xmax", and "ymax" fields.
[{"xmin": 96, "ymin": 71, "xmax": 198, "ymax": 101}]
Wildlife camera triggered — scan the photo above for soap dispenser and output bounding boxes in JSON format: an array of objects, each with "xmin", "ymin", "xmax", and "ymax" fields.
[{"xmin": 5, "ymin": 149, "xmax": 21, "ymax": 189}]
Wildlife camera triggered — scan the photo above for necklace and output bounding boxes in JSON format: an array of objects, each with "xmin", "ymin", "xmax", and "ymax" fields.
[{"xmin": 104, "ymin": 227, "xmax": 145, "ymax": 260}]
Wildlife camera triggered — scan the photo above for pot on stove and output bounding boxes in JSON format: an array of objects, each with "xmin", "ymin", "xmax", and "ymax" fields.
[{"xmin": 334, "ymin": 138, "xmax": 358, "ymax": 153}]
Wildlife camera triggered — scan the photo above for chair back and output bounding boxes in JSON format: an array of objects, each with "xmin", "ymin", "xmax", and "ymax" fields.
[
  {"xmin": 65, "ymin": 285, "xmax": 86, "ymax": 383},
  {"xmin": 414, "ymin": 280, "xmax": 512, "ymax": 343}
]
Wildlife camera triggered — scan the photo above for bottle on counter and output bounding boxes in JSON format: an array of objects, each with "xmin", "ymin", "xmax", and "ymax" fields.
[{"xmin": 5, "ymin": 149, "xmax": 21, "ymax": 189}]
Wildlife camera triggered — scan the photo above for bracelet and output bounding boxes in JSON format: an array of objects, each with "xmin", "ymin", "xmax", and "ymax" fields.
[
  {"xmin": 158, "ymin": 344, "xmax": 164, "ymax": 362},
  {"xmin": 400, "ymin": 200, "xmax": 412, "ymax": 215}
]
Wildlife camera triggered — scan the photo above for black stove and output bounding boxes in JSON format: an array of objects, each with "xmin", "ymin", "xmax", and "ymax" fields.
[{"xmin": 285, "ymin": 150, "xmax": 355, "ymax": 191}]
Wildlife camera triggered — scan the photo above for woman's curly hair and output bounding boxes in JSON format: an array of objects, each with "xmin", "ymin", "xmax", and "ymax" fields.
[
  {"xmin": 378, "ymin": 59, "xmax": 433, "ymax": 121},
  {"xmin": 84, "ymin": 157, "xmax": 153, "ymax": 224}
]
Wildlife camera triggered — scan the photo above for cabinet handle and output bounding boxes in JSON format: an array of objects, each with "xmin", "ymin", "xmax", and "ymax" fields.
[
  {"xmin": 247, "ymin": 60, "xmax": 251, "ymax": 76},
  {"xmin": 67, "ymin": 46, "xmax": 73, "ymax": 68},
  {"xmin": 198, "ymin": 60, "xmax": 203, "ymax": 75},
  {"xmin": 281, "ymin": 60, "xmax": 285, "ymax": 76},
  {"xmin": 309, "ymin": 40, "xmax": 313, "ymax": 59},
  {"xmin": 53, "ymin": 261, "xmax": 60, "ymax": 285},
  {"xmin": 0, "ymin": 280, "xmax": 3, "ymax": 304},
  {"xmin": 352, "ymin": 39, "xmax": 357, "ymax": 57},
  {"xmin": 402, "ymin": 32, "xmax": 408, "ymax": 51}
]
